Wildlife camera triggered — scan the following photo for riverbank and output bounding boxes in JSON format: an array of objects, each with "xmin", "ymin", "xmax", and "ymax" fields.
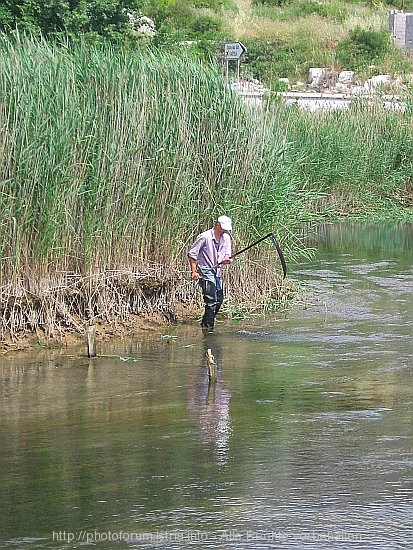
[
  {"xmin": 0, "ymin": 263, "xmax": 295, "ymax": 354},
  {"xmin": 2, "ymin": 215, "xmax": 412, "ymax": 354},
  {"xmin": 0, "ymin": 304, "xmax": 198, "ymax": 354}
]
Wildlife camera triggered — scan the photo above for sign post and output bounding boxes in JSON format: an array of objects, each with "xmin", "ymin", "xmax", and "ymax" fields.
[{"xmin": 224, "ymin": 41, "xmax": 247, "ymax": 82}]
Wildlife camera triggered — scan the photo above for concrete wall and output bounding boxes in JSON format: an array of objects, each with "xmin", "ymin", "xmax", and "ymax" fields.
[{"xmin": 389, "ymin": 10, "xmax": 413, "ymax": 53}]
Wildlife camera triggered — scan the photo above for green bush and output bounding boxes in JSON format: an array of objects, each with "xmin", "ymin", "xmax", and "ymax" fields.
[
  {"xmin": 383, "ymin": 0, "xmax": 413, "ymax": 10},
  {"xmin": 156, "ymin": 1, "xmax": 225, "ymax": 42},
  {"xmin": 191, "ymin": 0, "xmax": 236, "ymax": 9},
  {"xmin": 0, "ymin": 0, "xmax": 137, "ymax": 42},
  {"xmin": 188, "ymin": 15, "xmax": 224, "ymax": 40},
  {"xmin": 336, "ymin": 26, "xmax": 391, "ymax": 72},
  {"xmin": 241, "ymin": 37, "xmax": 333, "ymax": 86},
  {"xmin": 242, "ymin": 40, "xmax": 298, "ymax": 86}
]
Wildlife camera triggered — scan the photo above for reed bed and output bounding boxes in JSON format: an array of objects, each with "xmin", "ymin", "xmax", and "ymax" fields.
[
  {"xmin": 268, "ymin": 99, "xmax": 413, "ymax": 216},
  {"xmin": 0, "ymin": 36, "xmax": 411, "ymax": 343},
  {"xmin": 0, "ymin": 36, "xmax": 315, "ymax": 341}
]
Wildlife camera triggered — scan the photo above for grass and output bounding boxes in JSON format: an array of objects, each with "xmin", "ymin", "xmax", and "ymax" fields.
[
  {"xmin": 267, "ymin": 98, "xmax": 413, "ymax": 218},
  {"xmin": 0, "ymin": 35, "xmax": 411, "ymax": 342}
]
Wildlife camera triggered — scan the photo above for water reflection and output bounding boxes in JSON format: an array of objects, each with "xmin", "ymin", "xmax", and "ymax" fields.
[
  {"xmin": 187, "ymin": 332, "xmax": 232, "ymax": 467},
  {"xmin": 304, "ymin": 221, "xmax": 413, "ymax": 255},
  {"xmin": 0, "ymin": 223, "xmax": 412, "ymax": 549}
]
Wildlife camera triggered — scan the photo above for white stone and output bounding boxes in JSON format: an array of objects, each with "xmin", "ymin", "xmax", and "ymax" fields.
[
  {"xmin": 335, "ymin": 82, "xmax": 350, "ymax": 94},
  {"xmin": 338, "ymin": 71, "xmax": 356, "ymax": 84},
  {"xmin": 308, "ymin": 68, "xmax": 326, "ymax": 87}
]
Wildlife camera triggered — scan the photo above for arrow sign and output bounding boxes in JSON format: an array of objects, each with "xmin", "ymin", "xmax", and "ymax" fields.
[{"xmin": 224, "ymin": 42, "xmax": 247, "ymax": 60}]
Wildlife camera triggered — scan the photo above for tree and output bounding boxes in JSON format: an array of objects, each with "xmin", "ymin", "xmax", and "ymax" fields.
[{"xmin": 0, "ymin": 0, "xmax": 146, "ymax": 42}]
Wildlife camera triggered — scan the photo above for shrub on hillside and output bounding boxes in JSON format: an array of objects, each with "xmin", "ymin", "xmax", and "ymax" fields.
[
  {"xmin": 241, "ymin": 38, "xmax": 326, "ymax": 86},
  {"xmin": 383, "ymin": 0, "xmax": 413, "ymax": 10},
  {"xmin": 192, "ymin": 0, "xmax": 236, "ymax": 9},
  {"xmin": 242, "ymin": 40, "xmax": 299, "ymax": 86},
  {"xmin": 336, "ymin": 27, "xmax": 391, "ymax": 72},
  {"xmin": 188, "ymin": 15, "xmax": 224, "ymax": 40},
  {"xmin": 252, "ymin": 0, "xmax": 287, "ymax": 6},
  {"xmin": 0, "ymin": 0, "xmax": 137, "ymax": 42}
]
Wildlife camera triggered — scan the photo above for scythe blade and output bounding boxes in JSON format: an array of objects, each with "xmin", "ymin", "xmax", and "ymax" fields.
[{"xmin": 270, "ymin": 234, "xmax": 287, "ymax": 279}]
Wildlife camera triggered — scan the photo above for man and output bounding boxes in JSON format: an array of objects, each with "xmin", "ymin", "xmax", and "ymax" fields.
[{"xmin": 188, "ymin": 215, "xmax": 233, "ymax": 329}]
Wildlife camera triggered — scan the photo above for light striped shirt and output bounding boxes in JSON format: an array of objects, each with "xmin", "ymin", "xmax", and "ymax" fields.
[{"xmin": 188, "ymin": 229, "xmax": 232, "ymax": 279}]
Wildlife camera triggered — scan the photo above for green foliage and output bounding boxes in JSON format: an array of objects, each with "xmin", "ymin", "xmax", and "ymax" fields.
[
  {"xmin": 0, "ymin": 36, "xmax": 321, "ymax": 280},
  {"xmin": 0, "ymin": 35, "xmax": 411, "ymax": 336},
  {"xmin": 273, "ymin": 99, "xmax": 413, "ymax": 218},
  {"xmin": 189, "ymin": 14, "xmax": 222, "ymax": 39},
  {"xmin": 383, "ymin": 0, "xmax": 413, "ymax": 10},
  {"xmin": 191, "ymin": 0, "xmax": 235, "ymax": 9},
  {"xmin": 280, "ymin": 0, "xmax": 340, "ymax": 20},
  {"xmin": 0, "ymin": 0, "xmax": 235, "ymax": 45},
  {"xmin": 1, "ymin": 1, "xmax": 413, "ymax": 83},
  {"xmin": 241, "ymin": 40, "xmax": 297, "ymax": 86},
  {"xmin": 336, "ymin": 26, "xmax": 392, "ymax": 72},
  {"xmin": 0, "ymin": 0, "xmax": 141, "ymax": 42},
  {"xmin": 248, "ymin": 2, "xmax": 412, "ymax": 83},
  {"xmin": 150, "ymin": 0, "xmax": 225, "ymax": 58},
  {"xmin": 241, "ymin": 38, "xmax": 331, "ymax": 84}
]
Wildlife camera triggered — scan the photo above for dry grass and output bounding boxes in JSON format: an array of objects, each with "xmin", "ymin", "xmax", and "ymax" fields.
[
  {"xmin": 225, "ymin": 1, "xmax": 389, "ymax": 47},
  {"xmin": 0, "ymin": 264, "xmax": 198, "ymax": 342}
]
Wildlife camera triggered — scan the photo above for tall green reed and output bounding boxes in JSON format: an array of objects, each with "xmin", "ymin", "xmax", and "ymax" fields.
[
  {"xmin": 0, "ymin": 35, "xmax": 411, "ymax": 338},
  {"xmin": 269, "ymin": 99, "xmax": 413, "ymax": 217},
  {"xmin": 0, "ymin": 35, "xmax": 318, "ymax": 285}
]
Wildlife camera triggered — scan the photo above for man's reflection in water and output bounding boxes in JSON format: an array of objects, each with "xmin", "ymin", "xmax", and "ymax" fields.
[{"xmin": 187, "ymin": 332, "xmax": 232, "ymax": 466}]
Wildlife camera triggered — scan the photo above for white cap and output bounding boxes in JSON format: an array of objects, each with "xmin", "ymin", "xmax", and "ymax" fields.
[{"xmin": 217, "ymin": 215, "xmax": 232, "ymax": 231}]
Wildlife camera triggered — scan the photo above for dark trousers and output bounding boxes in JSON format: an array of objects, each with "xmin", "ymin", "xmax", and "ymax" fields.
[{"xmin": 199, "ymin": 279, "xmax": 224, "ymax": 329}]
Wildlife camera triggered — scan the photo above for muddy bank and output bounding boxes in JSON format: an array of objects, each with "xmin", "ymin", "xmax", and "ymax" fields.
[
  {"xmin": 0, "ymin": 267, "xmax": 198, "ymax": 354},
  {"xmin": 0, "ymin": 303, "xmax": 199, "ymax": 354},
  {"xmin": 0, "ymin": 261, "xmax": 291, "ymax": 354}
]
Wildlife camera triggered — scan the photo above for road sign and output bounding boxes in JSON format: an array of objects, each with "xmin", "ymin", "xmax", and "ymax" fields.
[{"xmin": 224, "ymin": 42, "xmax": 247, "ymax": 60}]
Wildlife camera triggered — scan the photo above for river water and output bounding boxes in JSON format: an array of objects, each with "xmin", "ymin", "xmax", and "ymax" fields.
[{"xmin": 0, "ymin": 223, "xmax": 412, "ymax": 549}]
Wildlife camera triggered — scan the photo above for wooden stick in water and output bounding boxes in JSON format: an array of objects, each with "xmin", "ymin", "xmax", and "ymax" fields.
[
  {"xmin": 206, "ymin": 348, "xmax": 217, "ymax": 381},
  {"xmin": 86, "ymin": 325, "xmax": 96, "ymax": 358}
]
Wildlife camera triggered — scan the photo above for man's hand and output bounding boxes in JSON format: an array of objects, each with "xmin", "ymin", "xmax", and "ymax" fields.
[
  {"xmin": 189, "ymin": 257, "xmax": 200, "ymax": 280},
  {"xmin": 222, "ymin": 256, "xmax": 231, "ymax": 265}
]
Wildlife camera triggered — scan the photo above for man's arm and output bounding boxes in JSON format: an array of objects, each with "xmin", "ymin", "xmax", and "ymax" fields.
[
  {"xmin": 188, "ymin": 233, "xmax": 205, "ymax": 280},
  {"xmin": 188, "ymin": 256, "xmax": 200, "ymax": 280}
]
